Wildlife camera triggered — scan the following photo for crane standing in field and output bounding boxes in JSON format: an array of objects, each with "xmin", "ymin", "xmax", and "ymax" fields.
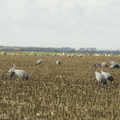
[
  {"xmin": 101, "ymin": 67, "xmax": 114, "ymax": 83},
  {"xmin": 8, "ymin": 61, "xmax": 28, "ymax": 80},
  {"xmin": 94, "ymin": 64, "xmax": 107, "ymax": 86}
]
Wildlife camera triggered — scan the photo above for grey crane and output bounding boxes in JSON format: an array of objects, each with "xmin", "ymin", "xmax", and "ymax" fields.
[
  {"xmin": 101, "ymin": 67, "xmax": 113, "ymax": 83},
  {"xmin": 109, "ymin": 57, "xmax": 120, "ymax": 69},
  {"xmin": 110, "ymin": 63, "xmax": 120, "ymax": 69},
  {"xmin": 36, "ymin": 59, "xmax": 43, "ymax": 65},
  {"xmin": 110, "ymin": 57, "xmax": 116, "ymax": 65},
  {"xmin": 94, "ymin": 64, "xmax": 107, "ymax": 86},
  {"xmin": 8, "ymin": 67, "xmax": 15, "ymax": 77},
  {"xmin": 100, "ymin": 62, "xmax": 108, "ymax": 67},
  {"xmin": 8, "ymin": 61, "xmax": 16, "ymax": 77},
  {"xmin": 2, "ymin": 51, "xmax": 6, "ymax": 55},
  {"xmin": 13, "ymin": 69, "xmax": 28, "ymax": 80},
  {"xmin": 8, "ymin": 61, "xmax": 28, "ymax": 80},
  {"xmin": 56, "ymin": 60, "xmax": 61, "ymax": 65}
]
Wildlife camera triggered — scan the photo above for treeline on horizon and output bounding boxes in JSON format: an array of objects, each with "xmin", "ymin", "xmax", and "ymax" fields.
[{"xmin": 0, "ymin": 46, "xmax": 119, "ymax": 54}]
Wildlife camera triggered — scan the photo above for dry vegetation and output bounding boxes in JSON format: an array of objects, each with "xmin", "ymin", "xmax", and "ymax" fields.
[{"xmin": 0, "ymin": 54, "xmax": 120, "ymax": 120}]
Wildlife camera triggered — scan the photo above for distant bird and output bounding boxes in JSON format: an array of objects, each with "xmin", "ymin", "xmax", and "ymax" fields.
[
  {"xmin": 2, "ymin": 51, "xmax": 6, "ymax": 55},
  {"xmin": 94, "ymin": 64, "xmax": 107, "ymax": 86},
  {"xmin": 100, "ymin": 62, "xmax": 108, "ymax": 67},
  {"xmin": 33, "ymin": 53, "xmax": 37, "ymax": 56},
  {"xmin": 24, "ymin": 53, "xmax": 28, "ymax": 56},
  {"xmin": 101, "ymin": 67, "xmax": 114, "ymax": 83},
  {"xmin": 56, "ymin": 60, "xmax": 61, "ymax": 65},
  {"xmin": 8, "ymin": 61, "xmax": 28, "ymax": 80},
  {"xmin": 36, "ymin": 59, "xmax": 43, "ymax": 65},
  {"xmin": 12, "ymin": 53, "xmax": 16, "ymax": 56},
  {"xmin": 110, "ymin": 57, "xmax": 116, "ymax": 65}
]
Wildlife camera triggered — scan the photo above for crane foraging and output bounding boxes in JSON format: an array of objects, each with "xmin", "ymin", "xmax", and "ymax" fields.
[
  {"xmin": 101, "ymin": 67, "xmax": 114, "ymax": 83},
  {"xmin": 8, "ymin": 61, "xmax": 28, "ymax": 80},
  {"xmin": 8, "ymin": 61, "xmax": 16, "ymax": 77},
  {"xmin": 56, "ymin": 60, "xmax": 61, "ymax": 65},
  {"xmin": 100, "ymin": 62, "xmax": 108, "ymax": 67},
  {"xmin": 94, "ymin": 64, "xmax": 107, "ymax": 86},
  {"xmin": 109, "ymin": 57, "xmax": 120, "ymax": 69},
  {"xmin": 36, "ymin": 59, "xmax": 43, "ymax": 65},
  {"xmin": 110, "ymin": 63, "xmax": 120, "ymax": 69},
  {"xmin": 110, "ymin": 57, "xmax": 116, "ymax": 65}
]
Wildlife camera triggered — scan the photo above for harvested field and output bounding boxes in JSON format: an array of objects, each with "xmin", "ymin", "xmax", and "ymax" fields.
[{"xmin": 0, "ymin": 54, "xmax": 120, "ymax": 119}]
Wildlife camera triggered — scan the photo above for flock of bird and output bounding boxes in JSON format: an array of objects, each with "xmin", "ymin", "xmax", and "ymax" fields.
[
  {"xmin": 94, "ymin": 57, "xmax": 120, "ymax": 86},
  {"xmin": 8, "ymin": 59, "xmax": 61, "ymax": 80},
  {"xmin": 7, "ymin": 55, "xmax": 119, "ymax": 87}
]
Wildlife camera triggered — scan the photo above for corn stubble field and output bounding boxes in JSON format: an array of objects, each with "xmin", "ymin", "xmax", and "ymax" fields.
[{"xmin": 0, "ymin": 53, "xmax": 120, "ymax": 120}]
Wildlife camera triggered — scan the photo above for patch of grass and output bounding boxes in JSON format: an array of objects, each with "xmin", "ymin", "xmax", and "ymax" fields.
[{"xmin": 0, "ymin": 54, "xmax": 120, "ymax": 119}]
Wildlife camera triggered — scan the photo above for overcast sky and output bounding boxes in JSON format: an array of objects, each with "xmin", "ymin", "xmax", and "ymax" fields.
[{"xmin": 0, "ymin": 0, "xmax": 120, "ymax": 50}]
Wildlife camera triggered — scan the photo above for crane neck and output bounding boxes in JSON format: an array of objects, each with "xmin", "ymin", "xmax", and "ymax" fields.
[
  {"xmin": 94, "ymin": 65, "xmax": 97, "ymax": 72},
  {"xmin": 101, "ymin": 66, "xmax": 103, "ymax": 71}
]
